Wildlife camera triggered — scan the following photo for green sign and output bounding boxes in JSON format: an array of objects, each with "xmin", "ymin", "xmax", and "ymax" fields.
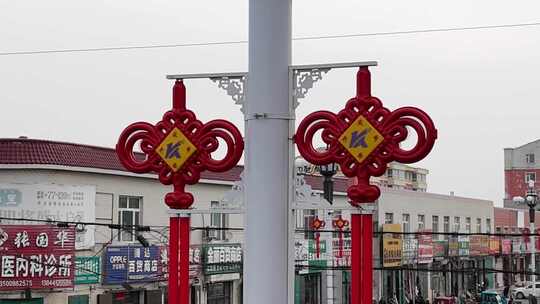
[
  {"xmin": 75, "ymin": 257, "xmax": 100, "ymax": 284},
  {"xmin": 202, "ymin": 243, "xmax": 242, "ymax": 275}
]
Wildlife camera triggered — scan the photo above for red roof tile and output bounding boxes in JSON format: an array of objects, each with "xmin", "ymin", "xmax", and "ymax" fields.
[{"xmin": 0, "ymin": 138, "xmax": 348, "ymax": 192}]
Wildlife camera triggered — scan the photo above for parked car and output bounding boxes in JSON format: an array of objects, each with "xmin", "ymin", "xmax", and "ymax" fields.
[
  {"xmin": 480, "ymin": 290, "xmax": 507, "ymax": 304},
  {"xmin": 511, "ymin": 283, "xmax": 540, "ymax": 299}
]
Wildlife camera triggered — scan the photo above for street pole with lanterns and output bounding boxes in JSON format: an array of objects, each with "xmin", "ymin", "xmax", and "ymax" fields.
[{"xmin": 514, "ymin": 180, "xmax": 538, "ymax": 304}]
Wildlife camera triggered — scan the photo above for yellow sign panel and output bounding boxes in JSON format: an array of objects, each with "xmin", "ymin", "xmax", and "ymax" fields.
[
  {"xmin": 155, "ymin": 127, "xmax": 197, "ymax": 172},
  {"xmin": 382, "ymin": 224, "xmax": 402, "ymax": 267},
  {"xmin": 338, "ymin": 115, "xmax": 384, "ymax": 164}
]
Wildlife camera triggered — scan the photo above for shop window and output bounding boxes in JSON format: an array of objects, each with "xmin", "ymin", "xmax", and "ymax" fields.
[
  {"xmin": 207, "ymin": 282, "xmax": 232, "ymax": 304},
  {"xmin": 118, "ymin": 196, "xmax": 142, "ymax": 242},
  {"xmin": 210, "ymin": 201, "xmax": 229, "ymax": 241},
  {"xmin": 68, "ymin": 295, "xmax": 89, "ymax": 304}
]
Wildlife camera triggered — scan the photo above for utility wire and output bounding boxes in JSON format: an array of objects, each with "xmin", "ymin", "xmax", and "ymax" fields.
[{"xmin": 1, "ymin": 21, "xmax": 540, "ymax": 56}]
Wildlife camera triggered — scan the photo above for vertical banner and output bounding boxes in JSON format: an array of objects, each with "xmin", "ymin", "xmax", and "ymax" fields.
[
  {"xmin": 418, "ymin": 229, "xmax": 433, "ymax": 264},
  {"xmin": 458, "ymin": 236, "xmax": 470, "ymax": 258},
  {"xmin": 448, "ymin": 236, "xmax": 459, "ymax": 257},
  {"xmin": 382, "ymin": 224, "xmax": 402, "ymax": 267}
]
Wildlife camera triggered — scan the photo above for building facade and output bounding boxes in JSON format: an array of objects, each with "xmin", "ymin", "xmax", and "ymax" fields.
[
  {"xmin": 0, "ymin": 138, "xmax": 498, "ymax": 304},
  {"xmin": 504, "ymin": 139, "xmax": 540, "ymax": 208}
]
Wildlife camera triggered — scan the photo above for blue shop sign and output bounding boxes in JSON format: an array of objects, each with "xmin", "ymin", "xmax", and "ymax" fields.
[{"xmin": 103, "ymin": 245, "xmax": 162, "ymax": 284}]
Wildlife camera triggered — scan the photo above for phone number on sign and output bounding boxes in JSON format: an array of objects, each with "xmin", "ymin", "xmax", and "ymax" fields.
[
  {"xmin": 0, "ymin": 280, "xmax": 32, "ymax": 288},
  {"xmin": 42, "ymin": 279, "xmax": 72, "ymax": 287}
]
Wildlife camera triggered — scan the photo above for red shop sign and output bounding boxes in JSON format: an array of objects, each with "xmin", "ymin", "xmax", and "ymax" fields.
[{"xmin": 0, "ymin": 225, "xmax": 75, "ymax": 290}]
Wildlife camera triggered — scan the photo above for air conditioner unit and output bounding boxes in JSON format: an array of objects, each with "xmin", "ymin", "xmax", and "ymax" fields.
[{"xmin": 204, "ymin": 226, "xmax": 219, "ymax": 241}]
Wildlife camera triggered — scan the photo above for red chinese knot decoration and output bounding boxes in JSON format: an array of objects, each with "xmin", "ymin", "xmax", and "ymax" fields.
[
  {"xmin": 295, "ymin": 67, "xmax": 437, "ymax": 205},
  {"xmin": 116, "ymin": 81, "xmax": 244, "ymax": 209}
]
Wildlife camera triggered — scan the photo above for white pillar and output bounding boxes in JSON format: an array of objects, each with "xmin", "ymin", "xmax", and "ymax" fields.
[{"xmin": 245, "ymin": 1, "xmax": 292, "ymax": 304}]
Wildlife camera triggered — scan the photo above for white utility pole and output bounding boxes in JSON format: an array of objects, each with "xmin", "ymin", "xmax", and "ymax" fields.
[{"xmin": 244, "ymin": 1, "xmax": 292, "ymax": 304}]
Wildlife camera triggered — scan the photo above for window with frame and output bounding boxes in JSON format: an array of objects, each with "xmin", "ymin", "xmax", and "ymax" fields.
[
  {"xmin": 526, "ymin": 172, "xmax": 536, "ymax": 183},
  {"xmin": 465, "ymin": 217, "xmax": 471, "ymax": 233},
  {"xmin": 384, "ymin": 213, "xmax": 393, "ymax": 224},
  {"xmin": 118, "ymin": 196, "xmax": 141, "ymax": 242},
  {"xmin": 486, "ymin": 218, "xmax": 491, "ymax": 234},
  {"xmin": 443, "ymin": 216, "xmax": 450, "ymax": 239},
  {"xmin": 402, "ymin": 214, "xmax": 410, "ymax": 234},
  {"xmin": 453, "ymin": 217, "xmax": 460, "ymax": 233},
  {"xmin": 432, "ymin": 216, "xmax": 439, "ymax": 232},
  {"xmin": 210, "ymin": 201, "xmax": 229, "ymax": 241},
  {"xmin": 476, "ymin": 218, "xmax": 482, "ymax": 233},
  {"xmin": 418, "ymin": 214, "xmax": 425, "ymax": 231},
  {"xmin": 303, "ymin": 209, "xmax": 317, "ymax": 240},
  {"xmin": 526, "ymin": 153, "xmax": 536, "ymax": 164},
  {"xmin": 387, "ymin": 169, "xmax": 393, "ymax": 178}
]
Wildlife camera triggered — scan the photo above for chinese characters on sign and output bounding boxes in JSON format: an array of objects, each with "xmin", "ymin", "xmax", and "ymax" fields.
[
  {"xmin": 0, "ymin": 183, "xmax": 96, "ymax": 249},
  {"xmin": 203, "ymin": 244, "xmax": 242, "ymax": 275},
  {"xmin": 103, "ymin": 246, "xmax": 161, "ymax": 284},
  {"xmin": 0, "ymin": 225, "xmax": 75, "ymax": 290},
  {"xmin": 75, "ymin": 257, "xmax": 100, "ymax": 284},
  {"xmin": 382, "ymin": 224, "xmax": 402, "ymax": 267}
]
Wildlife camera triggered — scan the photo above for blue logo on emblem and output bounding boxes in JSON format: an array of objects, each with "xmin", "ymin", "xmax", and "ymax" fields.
[
  {"xmin": 349, "ymin": 129, "xmax": 370, "ymax": 148},
  {"xmin": 165, "ymin": 142, "xmax": 181, "ymax": 159}
]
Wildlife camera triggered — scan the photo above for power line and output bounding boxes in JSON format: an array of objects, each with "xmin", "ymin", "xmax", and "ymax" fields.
[{"xmin": 1, "ymin": 21, "xmax": 540, "ymax": 56}]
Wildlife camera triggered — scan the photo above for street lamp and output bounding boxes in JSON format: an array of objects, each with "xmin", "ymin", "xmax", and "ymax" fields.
[
  {"xmin": 514, "ymin": 180, "xmax": 538, "ymax": 304},
  {"xmin": 319, "ymin": 162, "xmax": 338, "ymax": 204}
]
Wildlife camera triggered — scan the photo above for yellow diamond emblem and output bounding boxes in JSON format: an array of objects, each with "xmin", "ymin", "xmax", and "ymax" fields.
[
  {"xmin": 155, "ymin": 127, "xmax": 197, "ymax": 172},
  {"xmin": 338, "ymin": 115, "xmax": 384, "ymax": 164}
]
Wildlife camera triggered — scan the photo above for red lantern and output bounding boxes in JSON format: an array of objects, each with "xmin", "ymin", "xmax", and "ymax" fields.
[
  {"xmin": 311, "ymin": 216, "xmax": 326, "ymax": 259},
  {"xmin": 333, "ymin": 215, "xmax": 350, "ymax": 258}
]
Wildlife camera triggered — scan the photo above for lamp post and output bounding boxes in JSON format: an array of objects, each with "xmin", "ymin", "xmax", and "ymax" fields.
[
  {"xmin": 514, "ymin": 180, "xmax": 538, "ymax": 304},
  {"xmin": 319, "ymin": 162, "xmax": 338, "ymax": 204}
]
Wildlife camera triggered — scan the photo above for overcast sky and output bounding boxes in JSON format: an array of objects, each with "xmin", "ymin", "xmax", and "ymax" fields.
[{"xmin": 1, "ymin": 0, "xmax": 539, "ymax": 206}]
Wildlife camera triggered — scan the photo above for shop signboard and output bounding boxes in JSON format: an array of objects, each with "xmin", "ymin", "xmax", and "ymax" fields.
[
  {"xmin": 159, "ymin": 245, "xmax": 202, "ymax": 280},
  {"xmin": 489, "ymin": 238, "xmax": 500, "ymax": 255},
  {"xmin": 448, "ymin": 236, "xmax": 459, "ymax": 257},
  {"xmin": 0, "ymin": 225, "xmax": 75, "ymax": 290},
  {"xmin": 382, "ymin": 224, "xmax": 402, "ymax": 267},
  {"xmin": 203, "ymin": 243, "xmax": 242, "ymax": 275},
  {"xmin": 295, "ymin": 239, "xmax": 328, "ymax": 274},
  {"xmin": 501, "ymin": 239, "xmax": 512, "ymax": 255},
  {"xmin": 469, "ymin": 235, "xmax": 482, "ymax": 256},
  {"xmin": 480, "ymin": 236, "xmax": 490, "ymax": 255},
  {"xmin": 103, "ymin": 245, "xmax": 161, "ymax": 284},
  {"xmin": 418, "ymin": 229, "xmax": 433, "ymax": 264},
  {"xmin": 458, "ymin": 236, "xmax": 469, "ymax": 258},
  {"xmin": 332, "ymin": 238, "xmax": 351, "ymax": 267},
  {"xmin": 433, "ymin": 240, "xmax": 447, "ymax": 260},
  {"xmin": 0, "ymin": 183, "xmax": 96, "ymax": 249},
  {"xmin": 512, "ymin": 237, "xmax": 525, "ymax": 254},
  {"xmin": 75, "ymin": 256, "xmax": 100, "ymax": 284},
  {"xmin": 402, "ymin": 238, "xmax": 418, "ymax": 265}
]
